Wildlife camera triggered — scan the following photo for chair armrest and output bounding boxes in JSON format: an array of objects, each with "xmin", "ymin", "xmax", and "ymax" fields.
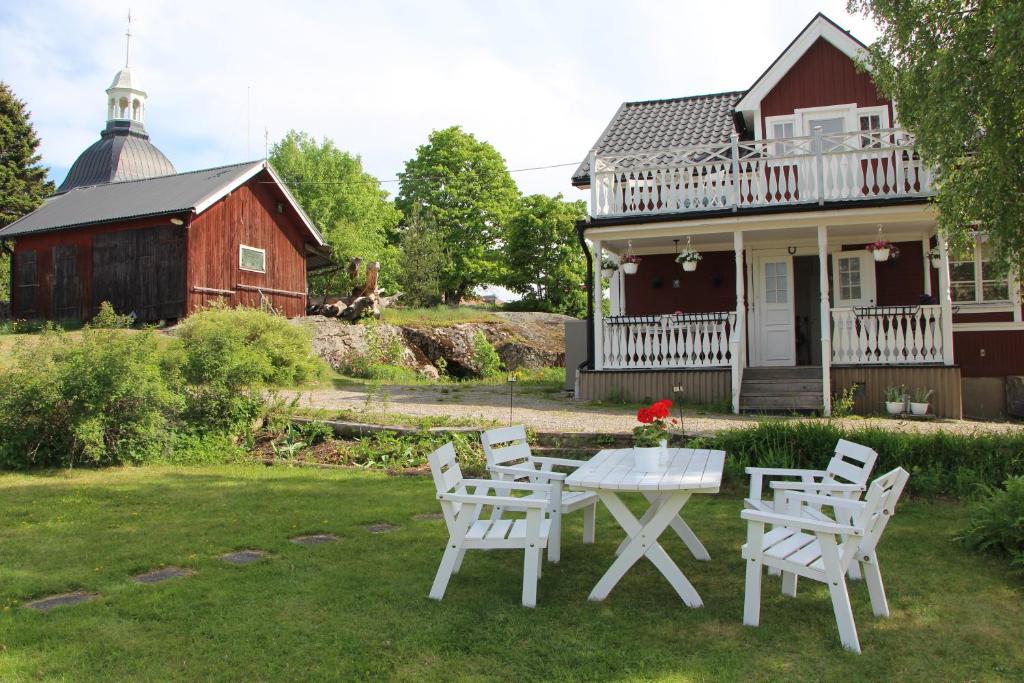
[
  {"xmin": 745, "ymin": 467, "xmax": 827, "ymax": 477},
  {"xmin": 438, "ymin": 492, "xmax": 549, "ymax": 509},
  {"xmin": 487, "ymin": 465, "xmax": 567, "ymax": 482},
  {"xmin": 460, "ymin": 478, "xmax": 554, "ymax": 494},
  {"xmin": 769, "ymin": 481, "xmax": 864, "ymax": 492},
  {"xmin": 740, "ymin": 509, "xmax": 861, "ymax": 536},
  {"xmin": 532, "ymin": 456, "xmax": 588, "ymax": 469},
  {"xmin": 779, "ymin": 491, "xmax": 866, "ymax": 512}
]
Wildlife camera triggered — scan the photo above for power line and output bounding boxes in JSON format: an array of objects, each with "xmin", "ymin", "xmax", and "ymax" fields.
[{"xmin": 258, "ymin": 160, "xmax": 581, "ymax": 186}]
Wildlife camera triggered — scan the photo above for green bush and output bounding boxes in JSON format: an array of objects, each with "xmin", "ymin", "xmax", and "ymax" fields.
[
  {"xmin": 171, "ymin": 306, "xmax": 323, "ymax": 433},
  {"xmin": 687, "ymin": 421, "xmax": 1024, "ymax": 498},
  {"xmin": 471, "ymin": 331, "xmax": 502, "ymax": 378},
  {"xmin": 0, "ymin": 329, "xmax": 180, "ymax": 468},
  {"xmin": 90, "ymin": 301, "xmax": 134, "ymax": 329},
  {"xmin": 339, "ymin": 430, "xmax": 485, "ymax": 475},
  {"xmin": 956, "ymin": 476, "xmax": 1024, "ymax": 576},
  {"xmin": 338, "ymin": 321, "xmax": 420, "ymax": 381}
]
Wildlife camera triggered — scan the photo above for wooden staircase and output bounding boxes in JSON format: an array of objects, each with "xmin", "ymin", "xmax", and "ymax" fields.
[{"xmin": 740, "ymin": 366, "xmax": 824, "ymax": 413}]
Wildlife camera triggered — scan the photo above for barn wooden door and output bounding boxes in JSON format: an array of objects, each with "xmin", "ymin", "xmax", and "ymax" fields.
[
  {"xmin": 51, "ymin": 244, "xmax": 80, "ymax": 320},
  {"xmin": 92, "ymin": 226, "xmax": 186, "ymax": 321},
  {"xmin": 12, "ymin": 250, "xmax": 39, "ymax": 317}
]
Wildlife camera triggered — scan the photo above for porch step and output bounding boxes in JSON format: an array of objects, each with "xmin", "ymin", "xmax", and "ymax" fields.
[{"xmin": 740, "ymin": 366, "xmax": 824, "ymax": 413}]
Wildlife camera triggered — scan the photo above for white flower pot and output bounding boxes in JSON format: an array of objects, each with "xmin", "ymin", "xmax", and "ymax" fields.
[
  {"xmin": 601, "ymin": 268, "xmax": 615, "ymax": 279},
  {"xmin": 930, "ymin": 256, "xmax": 941, "ymax": 269},
  {"xmin": 621, "ymin": 262, "xmax": 639, "ymax": 275},
  {"xmin": 885, "ymin": 401, "xmax": 905, "ymax": 416},
  {"xmin": 633, "ymin": 440, "xmax": 668, "ymax": 471},
  {"xmin": 910, "ymin": 402, "xmax": 929, "ymax": 416},
  {"xmin": 873, "ymin": 248, "xmax": 891, "ymax": 262},
  {"xmin": 681, "ymin": 261, "xmax": 698, "ymax": 272}
]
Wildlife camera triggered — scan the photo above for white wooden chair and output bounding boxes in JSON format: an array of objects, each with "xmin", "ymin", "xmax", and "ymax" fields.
[
  {"xmin": 741, "ymin": 466, "xmax": 910, "ymax": 653},
  {"xmin": 428, "ymin": 442, "xmax": 552, "ymax": 608},
  {"xmin": 481, "ymin": 425, "xmax": 598, "ymax": 563}
]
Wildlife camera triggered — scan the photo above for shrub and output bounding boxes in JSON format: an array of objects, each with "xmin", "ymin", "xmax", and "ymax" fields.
[
  {"xmin": 0, "ymin": 329, "xmax": 180, "ymax": 468},
  {"xmin": 339, "ymin": 430, "xmax": 485, "ymax": 475},
  {"xmin": 471, "ymin": 331, "xmax": 502, "ymax": 378},
  {"xmin": 90, "ymin": 301, "xmax": 134, "ymax": 329},
  {"xmin": 338, "ymin": 322, "xmax": 419, "ymax": 382},
  {"xmin": 171, "ymin": 306, "xmax": 323, "ymax": 433},
  {"xmin": 688, "ymin": 421, "xmax": 1024, "ymax": 498},
  {"xmin": 956, "ymin": 476, "xmax": 1024, "ymax": 576},
  {"xmin": 831, "ymin": 385, "xmax": 857, "ymax": 418}
]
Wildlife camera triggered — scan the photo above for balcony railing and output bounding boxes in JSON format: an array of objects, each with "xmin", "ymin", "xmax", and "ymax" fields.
[
  {"xmin": 601, "ymin": 313, "xmax": 737, "ymax": 369},
  {"xmin": 590, "ymin": 128, "xmax": 933, "ymax": 218},
  {"xmin": 831, "ymin": 305, "xmax": 946, "ymax": 365}
]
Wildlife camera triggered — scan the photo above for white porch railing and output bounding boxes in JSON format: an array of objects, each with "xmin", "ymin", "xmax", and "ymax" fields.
[
  {"xmin": 831, "ymin": 305, "xmax": 946, "ymax": 365},
  {"xmin": 591, "ymin": 128, "xmax": 933, "ymax": 218},
  {"xmin": 601, "ymin": 313, "xmax": 737, "ymax": 369}
]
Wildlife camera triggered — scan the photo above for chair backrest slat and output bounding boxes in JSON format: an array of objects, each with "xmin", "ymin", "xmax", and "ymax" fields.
[
  {"xmin": 841, "ymin": 467, "xmax": 909, "ymax": 569},
  {"xmin": 824, "ymin": 439, "xmax": 878, "ymax": 487},
  {"xmin": 481, "ymin": 426, "xmax": 535, "ymax": 470},
  {"xmin": 428, "ymin": 442, "xmax": 465, "ymax": 528}
]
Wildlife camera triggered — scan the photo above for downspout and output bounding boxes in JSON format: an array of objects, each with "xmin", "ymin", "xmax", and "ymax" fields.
[{"xmin": 576, "ymin": 219, "xmax": 594, "ymax": 370}]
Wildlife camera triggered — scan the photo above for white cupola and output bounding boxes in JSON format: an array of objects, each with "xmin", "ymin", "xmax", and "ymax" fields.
[{"xmin": 106, "ymin": 67, "xmax": 147, "ymax": 126}]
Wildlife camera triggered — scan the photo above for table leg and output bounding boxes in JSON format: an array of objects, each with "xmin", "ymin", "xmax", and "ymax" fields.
[
  {"xmin": 613, "ymin": 492, "xmax": 711, "ymax": 562},
  {"xmin": 589, "ymin": 490, "xmax": 703, "ymax": 607}
]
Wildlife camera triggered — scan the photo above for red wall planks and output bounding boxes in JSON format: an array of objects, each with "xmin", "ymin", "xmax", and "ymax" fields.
[
  {"xmin": 760, "ymin": 38, "xmax": 892, "ymax": 135},
  {"xmin": 186, "ymin": 172, "xmax": 308, "ymax": 317},
  {"xmin": 954, "ymin": 330, "xmax": 1024, "ymax": 377},
  {"xmin": 623, "ymin": 251, "xmax": 737, "ymax": 315}
]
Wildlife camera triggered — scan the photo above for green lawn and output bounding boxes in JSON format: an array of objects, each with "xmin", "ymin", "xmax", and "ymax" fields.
[{"xmin": 0, "ymin": 466, "xmax": 1020, "ymax": 681}]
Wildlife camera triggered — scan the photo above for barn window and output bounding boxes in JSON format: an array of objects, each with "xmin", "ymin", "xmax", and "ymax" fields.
[{"xmin": 239, "ymin": 245, "xmax": 266, "ymax": 273}]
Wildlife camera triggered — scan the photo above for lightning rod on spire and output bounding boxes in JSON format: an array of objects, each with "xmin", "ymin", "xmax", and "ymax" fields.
[{"xmin": 125, "ymin": 9, "xmax": 132, "ymax": 67}]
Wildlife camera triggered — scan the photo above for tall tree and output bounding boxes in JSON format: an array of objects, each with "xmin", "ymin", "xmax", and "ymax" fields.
[
  {"xmin": 396, "ymin": 126, "xmax": 520, "ymax": 304},
  {"xmin": 850, "ymin": 0, "xmax": 1024, "ymax": 271},
  {"xmin": 503, "ymin": 194, "xmax": 588, "ymax": 317},
  {"xmin": 270, "ymin": 131, "xmax": 402, "ymax": 294},
  {"xmin": 0, "ymin": 82, "xmax": 55, "ymax": 301},
  {"xmin": 396, "ymin": 206, "xmax": 446, "ymax": 307}
]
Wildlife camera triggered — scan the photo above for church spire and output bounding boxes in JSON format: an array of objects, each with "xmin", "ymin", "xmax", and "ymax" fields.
[
  {"xmin": 124, "ymin": 9, "xmax": 132, "ymax": 67},
  {"xmin": 106, "ymin": 11, "xmax": 147, "ymax": 127}
]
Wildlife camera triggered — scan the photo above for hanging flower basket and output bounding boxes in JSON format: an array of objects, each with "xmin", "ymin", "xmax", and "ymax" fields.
[
  {"xmin": 675, "ymin": 249, "xmax": 702, "ymax": 272},
  {"xmin": 927, "ymin": 247, "xmax": 941, "ymax": 269},
  {"xmin": 866, "ymin": 239, "xmax": 899, "ymax": 262},
  {"xmin": 620, "ymin": 254, "xmax": 641, "ymax": 275},
  {"xmin": 600, "ymin": 256, "xmax": 619, "ymax": 279}
]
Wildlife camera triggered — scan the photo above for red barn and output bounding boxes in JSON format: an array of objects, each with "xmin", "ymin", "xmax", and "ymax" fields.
[{"xmin": 0, "ymin": 160, "xmax": 329, "ymax": 321}]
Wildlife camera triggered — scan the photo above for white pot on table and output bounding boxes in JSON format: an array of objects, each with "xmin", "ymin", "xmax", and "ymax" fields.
[{"xmin": 633, "ymin": 440, "xmax": 668, "ymax": 471}]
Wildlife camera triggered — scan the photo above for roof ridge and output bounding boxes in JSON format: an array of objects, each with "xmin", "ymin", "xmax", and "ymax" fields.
[
  {"xmin": 623, "ymin": 90, "xmax": 746, "ymax": 107},
  {"xmin": 62, "ymin": 159, "xmax": 263, "ymax": 193}
]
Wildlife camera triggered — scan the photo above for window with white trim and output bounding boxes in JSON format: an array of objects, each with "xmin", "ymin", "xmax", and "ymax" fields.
[
  {"xmin": 771, "ymin": 120, "xmax": 795, "ymax": 156},
  {"xmin": 949, "ymin": 243, "xmax": 1008, "ymax": 303},
  {"xmin": 239, "ymin": 244, "xmax": 266, "ymax": 273},
  {"xmin": 859, "ymin": 113, "xmax": 882, "ymax": 148},
  {"xmin": 764, "ymin": 261, "xmax": 788, "ymax": 303}
]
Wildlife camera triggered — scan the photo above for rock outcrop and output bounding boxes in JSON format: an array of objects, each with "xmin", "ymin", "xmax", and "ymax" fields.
[{"xmin": 299, "ymin": 311, "xmax": 571, "ymax": 379}]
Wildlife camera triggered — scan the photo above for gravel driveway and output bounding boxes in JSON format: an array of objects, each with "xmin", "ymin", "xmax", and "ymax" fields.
[{"xmin": 284, "ymin": 383, "xmax": 1023, "ymax": 436}]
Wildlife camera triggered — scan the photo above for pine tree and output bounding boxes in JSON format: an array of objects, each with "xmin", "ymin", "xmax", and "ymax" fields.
[{"xmin": 0, "ymin": 82, "xmax": 54, "ymax": 301}]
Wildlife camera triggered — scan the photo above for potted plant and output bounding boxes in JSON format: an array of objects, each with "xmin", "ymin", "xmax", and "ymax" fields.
[
  {"xmin": 866, "ymin": 238, "xmax": 899, "ymax": 262},
  {"xmin": 909, "ymin": 388, "xmax": 934, "ymax": 416},
  {"xmin": 675, "ymin": 248, "xmax": 703, "ymax": 272},
  {"xmin": 632, "ymin": 399, "xmax": 678, "ymax": 470},
  {"xmin": 927, "ymin": 246, "xmax": 942, "ymax": 269},
  {"xmin": 884, "ymin": 384, "xmax": 907, "ymax": 416},
  {"xmin": 600, "ymin": 256, "xmax": 619, "ymax": 279},
  {"xmin": 620, "ymin": 254, "xmax": 641, "ymax": 275}
]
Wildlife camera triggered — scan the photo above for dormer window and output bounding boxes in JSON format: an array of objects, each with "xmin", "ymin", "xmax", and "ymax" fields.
[
  {"xmin": 771, "ymin": 120, "xmax": 795, "ymax": 155},
  {"xmin": 859, "ymin": 113, "xmax": 883, "ymax": 148}
]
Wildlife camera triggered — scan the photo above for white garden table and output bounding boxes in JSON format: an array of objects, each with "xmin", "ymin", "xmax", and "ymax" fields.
[{"xmin": 565, "ymin": 447, "xmax": 725, "ymax": 607}]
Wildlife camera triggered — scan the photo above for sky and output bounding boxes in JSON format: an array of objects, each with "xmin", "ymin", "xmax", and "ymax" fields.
[{"xmin": 1, "ymin": 0, "xmax": 879, "ymax": 202}]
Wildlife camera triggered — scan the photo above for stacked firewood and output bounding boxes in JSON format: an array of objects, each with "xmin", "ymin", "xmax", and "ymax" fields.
[{"xmin": 307, "ymin": 258, "xmax": 385, "ymax": 321}]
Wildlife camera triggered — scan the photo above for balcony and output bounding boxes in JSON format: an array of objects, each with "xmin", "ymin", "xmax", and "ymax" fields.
[{"xmin": 588, "ymin": 128, "xmax": 934, "ymax": 219}]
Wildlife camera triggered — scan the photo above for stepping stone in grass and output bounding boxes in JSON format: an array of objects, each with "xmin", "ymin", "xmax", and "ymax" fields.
[
  {"xmin": 290, "ymin": 534, "xmax": 338, "ymax": 545},
  {"xmin": 364, "ymin": 523, "xmax": 400, "ymax": 534},
  {"xmin": 25, "ymin": 591, "xmax": 99, "ymax": 612},
  {"xmin": 221, "ymin": 550, "xmax": 268, "ymax": 565},
  {"xmin": 412, "ymin": 513, "xmax": 443, "ymax": 521},
  {"xmin": 132, "ymin": 567, "xmax": 195, "ymax": 584}
]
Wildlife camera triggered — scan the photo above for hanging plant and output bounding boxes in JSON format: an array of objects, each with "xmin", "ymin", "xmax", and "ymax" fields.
[
  {"xmin": 867, "ymin": 226, "xmax": 899, "ymax": 262},
  {"xmin": 675, "ymin": 249, "xmax": 702, "ymax": 272},
  {"xmin": 620, "ymin": 254, "xmax": 641, "ymax": 275},
  {"xmin": 600, "ymin": 256, "xmax": 619, "ymax": 279},
  {"xmin": 927, "ymin": 246, "xmax": 942, "ymax": 269}
]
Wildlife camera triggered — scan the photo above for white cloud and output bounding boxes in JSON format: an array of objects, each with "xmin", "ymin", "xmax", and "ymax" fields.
[{"xmin": 0, "ymin": 0, "xmax": 877, "ymax": 199}]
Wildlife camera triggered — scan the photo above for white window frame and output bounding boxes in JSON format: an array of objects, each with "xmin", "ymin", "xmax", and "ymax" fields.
[
  {"xmin": 856, "ymin": 105, "xmax": 890, "ymax": 148},
  {"xmin": 949, "ymin": 239, "xmax": 1011, "ymax": 307},
  {"xmin": 831, "ymin": 250, "xmax": 877, "ymax": 308},
  {"xmin": 765, "ymin": 115, "xmax": 797, "ymax": 157},
  {"xmin": 239, "ymin": 244, "xmax": 267, "ymax": 273}
]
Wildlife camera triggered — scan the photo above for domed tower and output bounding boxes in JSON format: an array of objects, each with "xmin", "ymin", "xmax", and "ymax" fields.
[{"xmin": 58, "ymin": 65, "xmax": 176, "ymax": 192}]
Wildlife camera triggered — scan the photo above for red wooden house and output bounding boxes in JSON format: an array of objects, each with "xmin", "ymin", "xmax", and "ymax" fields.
[
  {"xmin": 572, "ymin": 14, "xmax": 1022, "ymax": 419},
  {"xmin": 1, "ymin": 160, "xmax": 328, "ymax": 321}
]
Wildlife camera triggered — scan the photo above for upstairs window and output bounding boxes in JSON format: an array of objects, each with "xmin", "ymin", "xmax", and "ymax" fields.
[
  {"xmin": 239, "ymin": 245, "xmax": 266, "ymax": 273},
  {"xmin": 859, "ymin": 114, "xmax": 883, "ymax": 148},
  {"xmin": 771, "ymin": 121, "xmax": 795, "ymax": 156},
  {"xmin": 949, "ymin": 242, "xmax": 1009, "ymax": 303}
]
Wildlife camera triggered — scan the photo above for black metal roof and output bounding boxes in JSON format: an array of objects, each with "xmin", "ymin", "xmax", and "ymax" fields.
[
  {"xmin": 58, "ymin": 120, "xmax": 176, "ymax": 193},
  {"xmin": 571, "ymin": 91, "xmax": 744, "ymax": 187}
]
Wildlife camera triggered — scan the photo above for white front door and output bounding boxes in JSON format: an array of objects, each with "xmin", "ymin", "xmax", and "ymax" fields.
[{"xmin": 754, "ymin": 253, "xmax": 796, "ymax": 366}]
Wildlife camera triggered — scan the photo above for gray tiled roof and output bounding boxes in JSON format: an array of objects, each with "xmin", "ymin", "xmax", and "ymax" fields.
[
  {"xmin": 572, "ymin": 91, "xmax": 744, "ymax": 186},
  {"xmin": 0, "ymin": 161, "xmax": 262, "ymax": 238},
  {"xmin": 58, "ymin": 121, "xmax": 177, "ymax": 192}
]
